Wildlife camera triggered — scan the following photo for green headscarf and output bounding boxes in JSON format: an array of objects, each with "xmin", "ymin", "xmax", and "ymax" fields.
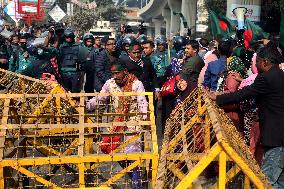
[{"xmin": 227, "ymin": 56, "xmax": 248, "ymax": 78}]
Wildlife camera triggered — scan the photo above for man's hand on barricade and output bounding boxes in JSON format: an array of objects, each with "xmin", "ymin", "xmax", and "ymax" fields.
[{"xmin": 204, "ymin": 89, "xmax": 217, "ymax": 101}]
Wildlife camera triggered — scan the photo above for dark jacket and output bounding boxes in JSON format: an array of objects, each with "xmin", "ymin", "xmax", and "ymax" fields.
[
  {"xmin": 181, "ymin": 55, "xmax": 205, "ymax": 82},
  {"xmin": 94, "ymin": 49, "xmax": 116, "ymax": 91},
  {"xmin": 120, "ymin": 55, "xmax": 158, "ymax": 92},
  {"xmin": 216, "ymin": 66, "xmax": 284, "ymax": 147}
]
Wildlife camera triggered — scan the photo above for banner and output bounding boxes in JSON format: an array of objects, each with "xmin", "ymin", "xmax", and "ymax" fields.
[
  {"xmin": 227, "ymin": 3, "xmax": 261, "ymax": 22},
  {"xmin": 18, "ymin": 0, "xmax": 39, "ymax": 14}
]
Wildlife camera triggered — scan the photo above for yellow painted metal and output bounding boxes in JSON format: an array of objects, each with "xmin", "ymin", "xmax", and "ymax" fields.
[
  {"xmin": 0, "ymin": 165, "xmax": 4, "ymax": 189},
  {"xmin": 219, "ymin": 151, "xmax": 227, "ymax": 189},
  {"xmin": 245, "ymin": 176, "xmax": 251, "ymax": 189},
  {"xmin": 157, "ymin": 88, "xmax": 273, "ymax": 189},
  {"xmin": 175, "ymin": 144, "xmax": 221, "ymax": 189},
  {"xmin": 212, "ymin": 165, "xmax": 241, "ymax": 189},
  {"xmin": 100, "ymin": 160, "xmax": 141, "ymax": 187},
  {"xmin": 0, "ymin": 69, "xmax": 158, "ymax": 188},
  {"xmin": 148, "ymin": 94, "xmax": 159, "ymax": 188},
  {"xmin": 10, "ymin": 165, "xmax": 62, "ymax": 188},
  {"xmin": 1, "ymin": 153, "xmax": 155, "ymax": 167}
]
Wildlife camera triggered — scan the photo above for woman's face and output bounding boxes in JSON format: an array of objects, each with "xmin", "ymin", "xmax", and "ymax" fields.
[{"xmin": 177, "ymin": 79, "xmax": 188, "ymax": 91}]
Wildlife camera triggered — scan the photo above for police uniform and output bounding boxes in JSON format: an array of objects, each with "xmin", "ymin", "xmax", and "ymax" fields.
[
  {"xmin": 84, "ymin": 43, "xmax": 102, "ymax": 93},
  {"xmin": 13, "ymin": 47, "xmax": 58, "ymax": 78},
  {"xmin": 59, "ymin": 41, "xmax": 87, "ymax": 93}
]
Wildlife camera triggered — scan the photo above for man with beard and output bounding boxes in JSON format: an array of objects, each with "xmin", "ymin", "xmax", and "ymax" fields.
[{"xmin": 86, "ymin": 61, "xmax": 147, "ymax": 189}]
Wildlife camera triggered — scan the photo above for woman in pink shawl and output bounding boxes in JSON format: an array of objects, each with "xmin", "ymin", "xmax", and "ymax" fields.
[{"xmin": 198, "ymin": 41, "xmax": 219, "ymax": 84}]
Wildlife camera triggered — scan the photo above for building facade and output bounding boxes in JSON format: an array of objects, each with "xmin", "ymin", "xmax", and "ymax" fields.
[{"xmin": 139, "ymin": 0, "xmax": 279, "ymax": 39}]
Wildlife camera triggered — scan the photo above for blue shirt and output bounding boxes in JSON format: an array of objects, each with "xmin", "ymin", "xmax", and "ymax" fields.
[{"xmin": 203, "ymin": 56, "xmax": 227, "ymax": 91}]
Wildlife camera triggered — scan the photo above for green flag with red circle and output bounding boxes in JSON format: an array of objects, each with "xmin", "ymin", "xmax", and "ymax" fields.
[
  {"xmin": 244, "ymin": 19, "xmax": 269, "ymax": 48},
  {"xmin": 209, "ymin": 10, "xmax": 235, "ymax": 39}
]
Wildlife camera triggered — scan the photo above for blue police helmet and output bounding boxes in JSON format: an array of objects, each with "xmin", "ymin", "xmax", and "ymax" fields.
[
  {"xmin": 64, "ymin": 28, "xmax": 75, "ymax": 38},
  {"xmin": 83, "ymin": 33, "xmax": 94, "ymax": 41},
  {"xmin": 173, "ymin": 36, "xmax": 188, "ymax": 51},
  {"xmin": 136, "ymin": 34, "xmax": 147, "ymax": 45},
  {"xmin": 26, "ymin": 39, "xmax": 37, "ymax": 55},
  {"xmin": 155, "ymin": 35, "xmax": 167, "ymax": 45},
  {"xmin": 122, "ymin": 35, "xmax": 136, "ymax": 45}
]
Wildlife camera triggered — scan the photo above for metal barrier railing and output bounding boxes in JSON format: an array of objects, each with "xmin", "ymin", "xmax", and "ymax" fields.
[
  {"xmin": 0, "ymin": 69, "xmax": 158, "ymax": 188},
  {"xmin": 0, "ymin": 92, "xmax": 158, "ymax": 188},
  {"xmin": 157, "ymin": 88, "xmax": 272, "ymax": 189}
]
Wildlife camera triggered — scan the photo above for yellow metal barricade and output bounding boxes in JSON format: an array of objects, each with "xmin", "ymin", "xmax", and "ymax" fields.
[
  {"xmin": 0, "ymin": 69, "xmax": 158, "ymax": 188},
  {"xmin": 157, "ymin": 88, "xmax": 272, "ymax": 189}
]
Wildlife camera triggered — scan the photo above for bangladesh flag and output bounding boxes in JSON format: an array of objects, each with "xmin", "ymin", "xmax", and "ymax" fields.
[
  {"xmin": 244, "ymin": 19, "xmax": 270, "ymax": 48},
  {"xmin": 209, "ymin": 10, "xmax": 235, "ymax": 39}
]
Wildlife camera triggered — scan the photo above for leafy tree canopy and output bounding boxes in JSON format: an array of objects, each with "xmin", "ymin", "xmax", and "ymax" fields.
[{"xmin": 65, "ymin": 0, "xmax": 125, "ymax": 31}]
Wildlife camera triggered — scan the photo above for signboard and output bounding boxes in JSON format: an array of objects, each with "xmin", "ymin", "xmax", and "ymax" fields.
[
  {"xmin": 18, "ymin": 0, "xmax": 39, "ymax": 14},
  {"xmin": 48, "ymin": 5, "xmax": 66, "ymax": 22},
  {"xmin": 66, "ymin": 3, "xmax": 73, "ymax": 16},
  {"xmin": 227, "ymin": 3, "xmax": 260, "ymax": 22},
  {"xmin": 22, "ymin": 5, "xmax": 37, "ymax": 12},
  {"xmin": 4, "ymin": 1, "xmax": 23, "ymax": 22}
]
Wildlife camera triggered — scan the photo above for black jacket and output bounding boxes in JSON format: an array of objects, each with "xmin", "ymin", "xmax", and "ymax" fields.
[
  {"xmin": 216, "ymin": 66, "xmax": 284, "ymax": 147},
  {"xmin": 120, "ymin": 55, "xmax": 158, "ymax": 92},
  {"xmin": 94, "ymin": 49, "xmax": 116, "ymax": 92}
]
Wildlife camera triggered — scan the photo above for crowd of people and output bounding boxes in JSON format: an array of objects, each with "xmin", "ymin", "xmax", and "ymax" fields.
[{"xmin": 0, "ymin": 22, "xmax": 283, "ymax": 188}]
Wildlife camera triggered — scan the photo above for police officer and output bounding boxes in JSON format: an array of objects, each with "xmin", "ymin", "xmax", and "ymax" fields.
[
  {"xmin": 82, "ymin": 33, "xmax": 98, "ymax": 93},
  {"xmin": 137, "ymin": 34, "xmax": 147, "ymax": 45},
  {"xmin": 59, "ymin": 28, "xmax": 87, "ymax": 93},
  {"xmin": 8, "ymin": 34, "xmax": 29, "ymax": 73},
  {"xmin": 11, "ymin": 37, "xmax": 58, "ymax": 78},
  {"xmin": 119, "ymin": 35, "xmax": 136, "ymax": 57},
  {"xmin": 173, "ymin": 35, "xmax": 188, "ymax": 59}
]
